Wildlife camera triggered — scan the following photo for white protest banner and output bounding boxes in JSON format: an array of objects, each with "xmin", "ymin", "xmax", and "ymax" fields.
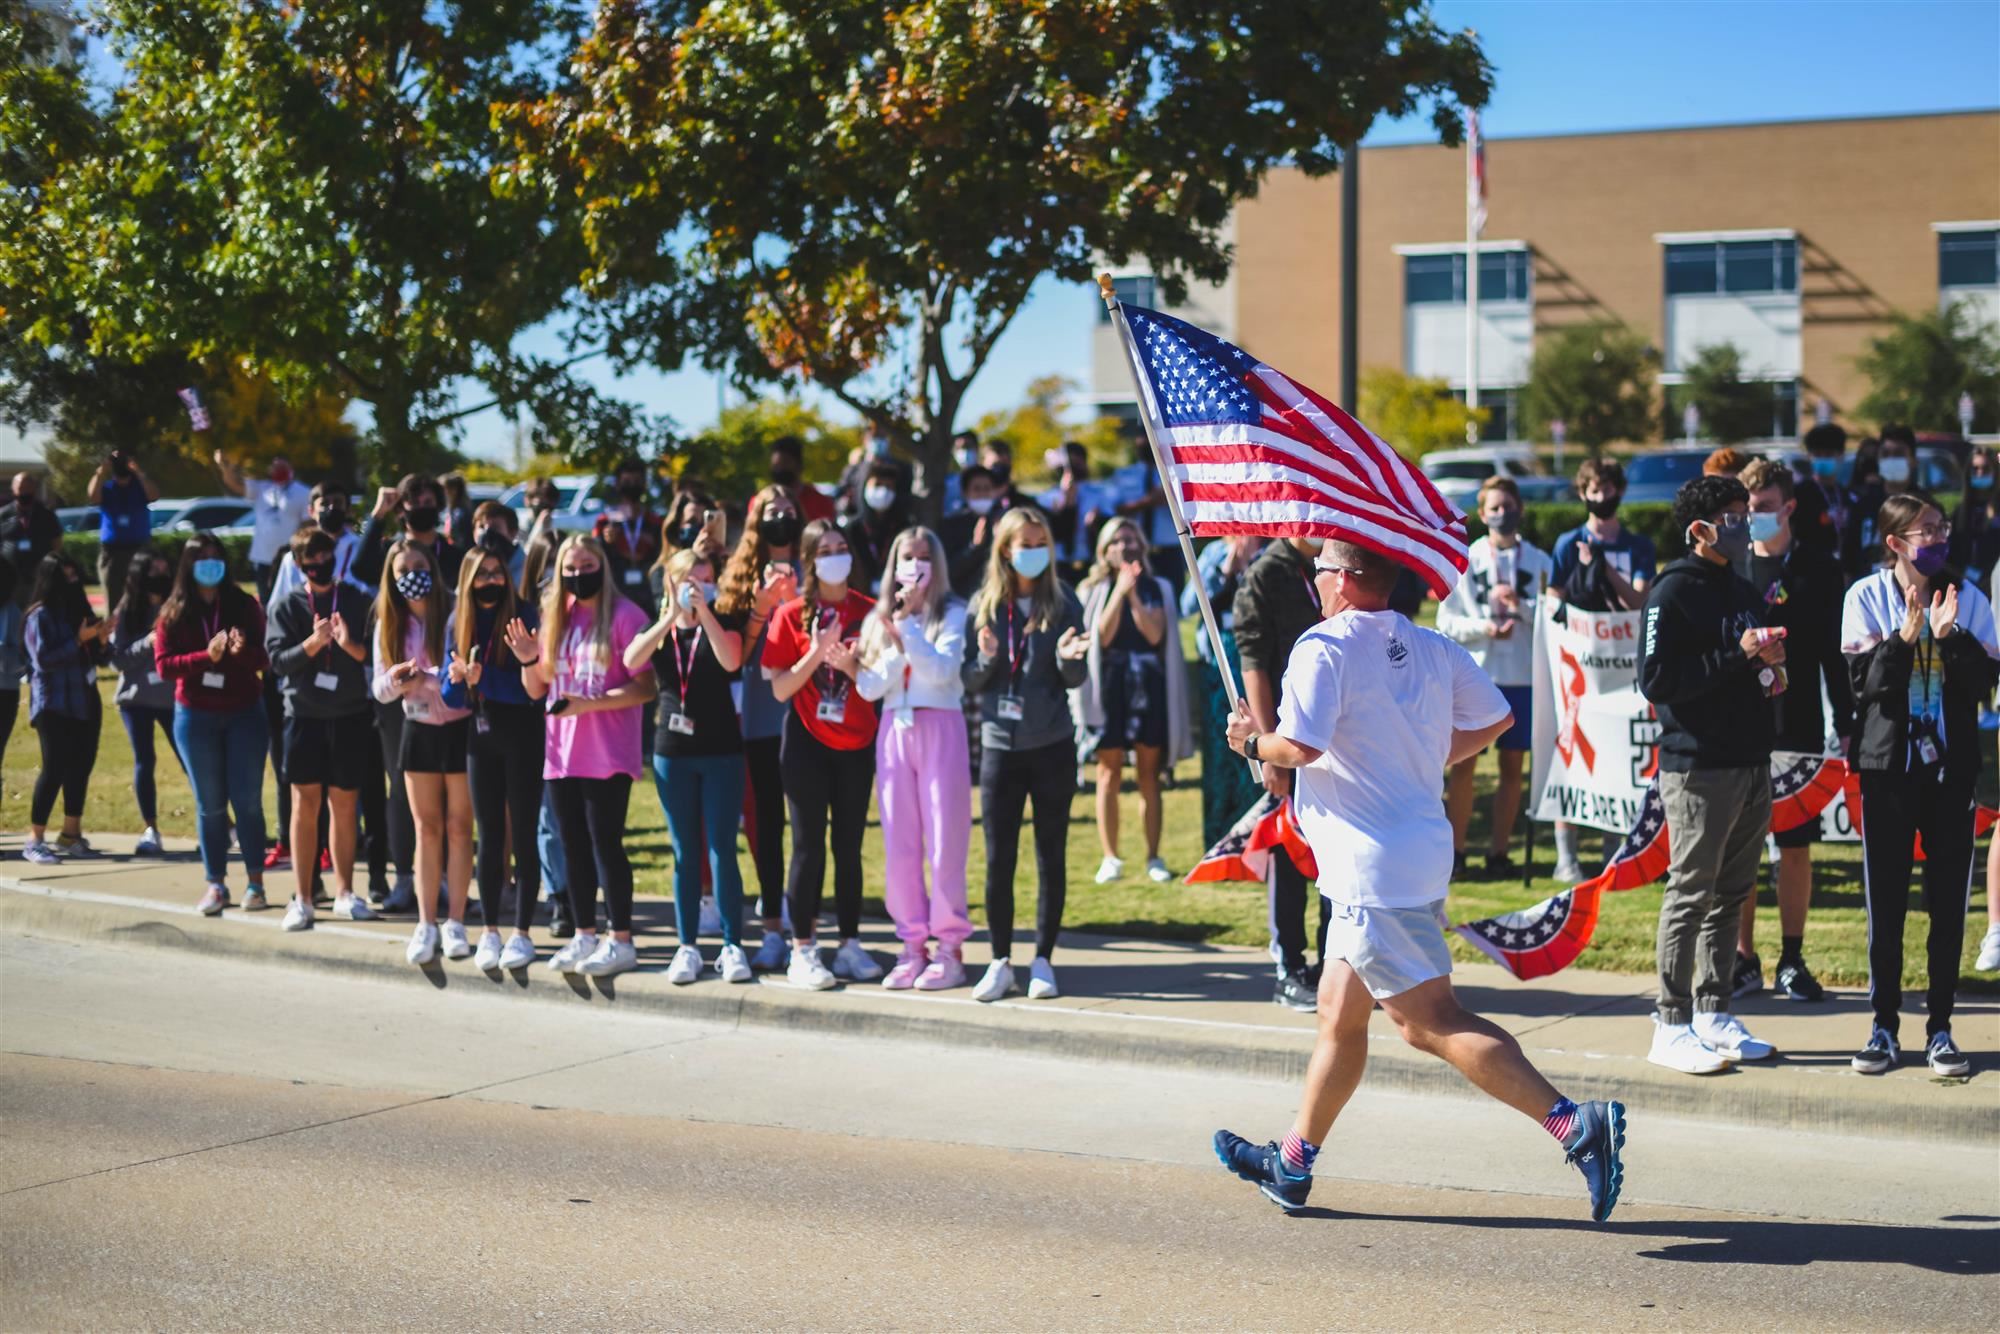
[{"xmin": 1530, "ymin": 602, "xmax": 1654, "ymax": 833}]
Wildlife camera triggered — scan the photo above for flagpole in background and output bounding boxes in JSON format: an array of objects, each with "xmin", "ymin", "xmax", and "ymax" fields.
[
  {"xmin": 1464, "ymin": 107, "xmax": 1485, "ymax": 447},
  {"xmin": 1097, "ymin": 273, "xmax": 1259, "ymax": 778}
]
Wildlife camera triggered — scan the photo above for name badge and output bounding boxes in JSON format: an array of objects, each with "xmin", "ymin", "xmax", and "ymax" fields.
[
  {"xmin": 15, "ymin": 539, "xmax": 28, "ymax": 551},
  {"xmin": 668, "ymin": 711, "xmax": 697, "ymax": 735},
  {"xmin": 475, "ymin": 713, "xmax": 492, "ymax": 735},
  {"xmin": 201, "ymin": 671, "xmax": 225, "ymax": 690},
  {"xmin": 817, "ymin": 696, "xmax": 847, "ymax": 724},
  {"xmin": 115, "ymin": 513, "xmax": 131, "ymax": 526},
  {"xmin": 313, "ymin": 672, "xmax": 341, "ymax": 693},
  {"xmin": 407, "ymin": 697, "xmax": 431, "ymax": 720},
  {"xmin": 1918, "ymin": 737, "xmax": 1940, "ymax": 766},
  {"xmin": 623, "ymin": 568, "xmax": 643, "ymax": 586},
  {"xmin": 147, "ymin": 670, "xmax": 164, "ymax": 686},
  {"xmin": 997, "ymin": 694, "xmax": 1025, "ymax": 721},
  {"xmin": 730, "ymin": 680, "xmax": 745, "ymax": 715},
  {"xmin": 893, "ymin": 705, "xmax": 914, "ymax": 729}
]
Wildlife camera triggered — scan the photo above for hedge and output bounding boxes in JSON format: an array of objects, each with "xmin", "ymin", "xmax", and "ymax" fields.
[
  {"xmin": 65, "ymin": 531, "xmax": 258, "ymax": 586},
  {"xmin": 1481, "ymin": 501, "xmax": 1687, "ymax": 563}
]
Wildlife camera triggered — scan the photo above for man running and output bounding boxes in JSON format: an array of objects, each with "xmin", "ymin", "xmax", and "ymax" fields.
[{"xmin": 1213, "ymin": 540, "xmax": 1626, "ymax": 1222}]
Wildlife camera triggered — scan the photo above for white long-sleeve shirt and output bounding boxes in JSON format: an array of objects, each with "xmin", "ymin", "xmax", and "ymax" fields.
[
  {"xmin": 856, "ymin": 601, "xmax": 967, "ymax": 713},
  {"xmin": 1435, "ymin": 535, "xmax": 1553, "ymax": 688}
]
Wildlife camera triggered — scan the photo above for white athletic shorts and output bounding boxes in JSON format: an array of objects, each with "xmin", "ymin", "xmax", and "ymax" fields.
[{"xmin": 1323, "ymin": 896, "xmax": 1453, "ymax": 1000}]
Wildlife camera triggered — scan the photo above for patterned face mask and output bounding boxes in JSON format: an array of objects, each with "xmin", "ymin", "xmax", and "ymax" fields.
[{"xmin": 394, "ymin": 569, "xmax": 433, "ymax": 602}]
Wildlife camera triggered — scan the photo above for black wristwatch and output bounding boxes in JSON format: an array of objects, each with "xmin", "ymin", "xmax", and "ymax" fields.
[{"xmin": 1244, "ymin": 732, "xmax": 1262, "ymax": 761}]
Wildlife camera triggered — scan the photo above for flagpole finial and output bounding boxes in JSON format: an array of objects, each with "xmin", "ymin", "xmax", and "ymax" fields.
[{"xmin": 1096, "ymin": 272, "xmax": 1117, "ymax": 308}]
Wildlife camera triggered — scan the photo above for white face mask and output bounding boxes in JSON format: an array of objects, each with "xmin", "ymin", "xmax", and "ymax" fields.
[
  {"xmin": 894, "ymin": 558, "xmax": 931, "ymax": 588},
  {"xmin": 814, "ymin": 552, "xmax": 853, "ymax": 585},
  {"xmin": 966, "ymin": 496, "xmax": 996, "ymax": 517},
  {"xmin": 863, "ymin": 483, "xmax": 896, "ymax": 513}
]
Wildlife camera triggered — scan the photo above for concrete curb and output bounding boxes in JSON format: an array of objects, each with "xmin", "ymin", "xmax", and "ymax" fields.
[{"xmin": 5, "ymin": 877, "xmax": 1991, "ymax": 1145}]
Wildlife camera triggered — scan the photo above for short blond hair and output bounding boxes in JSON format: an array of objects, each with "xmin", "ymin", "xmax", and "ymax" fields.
[{"xmin": 1738, "ymin": 457, "xmax": 1793, "ymax": 501}]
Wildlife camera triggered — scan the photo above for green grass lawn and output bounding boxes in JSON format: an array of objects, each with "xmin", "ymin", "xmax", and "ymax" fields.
[{"xmin": 5, "ymin": 667, "xmax": 1996, "ymax": 991}]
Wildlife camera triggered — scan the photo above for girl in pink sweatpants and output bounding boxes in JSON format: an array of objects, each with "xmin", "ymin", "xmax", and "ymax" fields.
[{"xmin": 856, "ymin": 527, "xmax": 973, "ymax": 989}]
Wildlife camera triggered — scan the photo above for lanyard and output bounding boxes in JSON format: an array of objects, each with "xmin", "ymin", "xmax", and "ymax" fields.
[
  {"xmin": 620, "ymin": 511, "xmax": 644, "ymax": 556},
  {"xmin": 1914, "ymin": 631, "xmax": 1939, "ymax": 721},
  {"xmin": 1003, "ymin": 603, "xmax": 1029, "ymax": 684},
  {"xmin": 814, "ymin": 602, "xmax": 847, "ymax": 696},
  {"xmin": 670, "ymin": 624, "xmax": 699, "ymax": 710},
  {"xmin": 202, "ymin": 597, "xmax": 224, "ymax": 646}
]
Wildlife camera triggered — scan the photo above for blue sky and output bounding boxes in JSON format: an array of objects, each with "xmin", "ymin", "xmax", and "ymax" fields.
[{"xmin": 456, "ymin": 0, "xmax": 2000, "ymax": 460}]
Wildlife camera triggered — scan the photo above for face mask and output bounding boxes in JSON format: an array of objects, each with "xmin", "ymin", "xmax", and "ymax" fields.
[
  {"xmin": 394, "ymin": 569, "xmax": 432, "ymax": 601},
  {"xmin": 677, "ymin": 581, "xmax": 717, "ymax": 609},
  {"xmin": 1810, "ymin": 456, "xmax": 1841, "ymax": 480},
  {"xmin": 13, "ymin": 493, "xmax": 33, "ymax": 510},
  {"xmin": 1584, "ymin": 495, "xmax": 1620, "ymax": 521},
  {"xmin": 1910, "ymin": 542, "xmax": 1949, "ymax": 577},
  {"xmin": 954, "ymin": 449, "xmax": 978, "ymax": 471},
  {"xmin": 318, "ymin": 508, "xmax": 347, "ymax": 534},
  {"xmin": 989, "ymin": 462, "xmax": 1011, "ymax": 485},
  {"xmin": 966, "ymin": 496, "xmax": 996, "ymax": 517},
  {"xmin": 894, "ymin": 558, "xmax": 931, "ymax": 588},
  {"xmin": 477, "ymin": 529, "xmax": 515, "ymax": 559},
  {"xmin": 111, "ymin": 456, "xmax": 132, "ymax": 479},
  {"xmin": 758, "ymin": 512, "xmax": 801, "ymax": 548},
  {"xmin": 1747, "ymin": 512, "xmax": 1782, "ymax": 544},
  {"xmin": 146, "ymin": 571, "xmax": 175, "ymax": 596},
  {"xmin": 193, "ymin": 558, "xmax": 227, "ymax": 588},
  {"xmin": 671, "ymin": 523, "xmax": 702, "ymax": 550},
  {"xmin": 472, "ymin": 582, "xmax": 508, "ymax": 608},
  {"xmin": 404, "ymin": 506, "xmax": 440, "ymax": 534},
  {"xmin": 300, "ymin": 561, "xmax": 334, "ymax": 587},
  {"xmin": 814, "ymin": 552, "xmax": 853, "ymax": 585},
  {"xmin": 561, "ymin": 568, "xmax": 604, "ymax": 601},
  {"xmin": 619, "ymin": 479, "xmax": 645, "ymax": 502},
  {"xmin": 1703, "ymin": 518, "xmax": 1751, "ymax": 565},
  {"xmin": 863, "ymin": 484, "xmax": 896, "ymax": 513},
  {"xmin": 1973, "ymin": 475, "xmax": 1995, "ymax": 492},
  {"xmin": 1009, "ymin": 545, "xmax": 1051, "ymax": 578},
  {"xmin": 1485, "ymin": 508, "xmax": 1520, "ymax": 537},
  {"xmin": 270, "ymin": 463, "xmax": 293, "ymax": 487},
  {"xmin": 868, "ymin": 436, "xmax": 891, "ymax": 459},
  {"xmin": 770, "ymin": 467, "xmax": 799, "ymax": 488},
  {"xmin": 1878, "ymin": 455, "xmax": 1911, "ymax": 485}
]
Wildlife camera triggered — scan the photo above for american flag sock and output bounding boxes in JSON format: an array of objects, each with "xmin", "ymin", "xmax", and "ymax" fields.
[
  {"xmin": 1543, "ymin": 1097, "xmax": 1579, "ymax": 1144},
  {"xmin": 1279, "ymin": 1131, "xmax": 1318, "ymax": 1176}
]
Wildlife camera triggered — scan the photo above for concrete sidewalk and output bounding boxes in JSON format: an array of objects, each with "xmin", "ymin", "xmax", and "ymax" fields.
[{"xmin": 3, "ymin": 831, "xmax": 1992, "ymax": 1144}]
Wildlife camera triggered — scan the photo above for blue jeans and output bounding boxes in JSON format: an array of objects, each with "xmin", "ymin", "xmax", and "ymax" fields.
[
  {"xmin": 537, "ymin": 782, "xmax": 568, "ymax": 901},
  {"xmin": 651, "ymin": 751, "xmax": 746, "ymax": 946},
  {"xmin": 120, "ymin": 705, "xmax": 182, "ymax": 828},
  {"xmin": 173, "ymin": 702, "xmax": 269, "ymax": 885}
]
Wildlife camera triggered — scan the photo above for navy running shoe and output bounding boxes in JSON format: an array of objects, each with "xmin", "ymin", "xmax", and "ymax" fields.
[
  {"xmin": 1212, "ymin": 1129, "xmax": 1312, "ymax": 1213},
  {"xmin": 1562, "ymin": 1099, "xmax": 1627, "ymax": 1223}
]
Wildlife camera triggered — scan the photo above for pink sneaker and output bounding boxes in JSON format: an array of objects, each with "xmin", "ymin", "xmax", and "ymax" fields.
[
  {"xmin": 883, "ymin": 943, "xmax": 930, "ymax": 990},
  {"xmin": 915, "ymin": 944, "xmax": 966, "ymax": 991}
]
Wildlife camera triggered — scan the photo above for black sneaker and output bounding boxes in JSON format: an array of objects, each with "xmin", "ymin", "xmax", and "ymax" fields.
[
  {"xmin": 549, "ymin": 898, "xmax": 576, "ymax": 940},
  {"xmin": 1452, "ymin": 850, "xmax": 1471, "ymax": 881},
  {"xmin": 1773, "ymin": 958, "xmax": 1825, "ymax": 1002},
  {"xmin": 1274, "ymin": 971, "xmax": 1318, "ymax": 1013},
  {"xmin": 1851, "ymin": 1026, "xmax": 1899, "ymax": 1074},
  {"xmin": 1925, "ymin": 1030, "xmax": 1970, "ymax": 1077},
  {"xmin": 1486, "ymin": 850, "xmax": 1516, "ymax": 879},
  {"xmin": 1731, "ymin": 951, "xmax": 1765, "ymax": 999},
  {"xmin": 1212, "ymin": 1130, "xmax": 1313, "ymax": 1213}
]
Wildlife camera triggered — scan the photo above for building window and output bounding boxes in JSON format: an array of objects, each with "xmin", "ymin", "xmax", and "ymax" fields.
[
  {"xmin": 1099, "ymin": 275, "xmax": 1157, "ymax": 322},
  {"xmin": 1663, "ymin": 238, "xmax": 1798, "ymax": 296},
  {"xmin": 1404, "ymin": 250, "xmax": 1531, "ymax": 305},
  {"xmin": 1940, "ymin": 229, "xmax": 1999, "ymax": 289}
]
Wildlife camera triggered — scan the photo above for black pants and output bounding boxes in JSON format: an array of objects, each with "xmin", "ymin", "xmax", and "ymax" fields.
[
  {"xmin": 356, "ymin": 708, "xmax": 391, "ymax": 891},
  {"xmin": 374, "ymin": 700, "xmax": 416, "ymax": 879},
  {"xmin": 744, "ymin": 735, "xmax": 786, "ymax": 920},
  {"xmin": 0, "ymin": 688, "xmax": 20, "ymax": 800},
  {"xmin": 1858, "ymin": 769, "xmax": 1974, "ymax": 1041},
  {"xmin": 265, "ymin": 672, "xmax": 290, "ymax": 840},
  {"xmin": 31, "ymin": 699, "xmax": 100, "ymax": 827},
  {"xmin": 1271, "ymin": 845, "xmax": 1333, "ymax": 976},
  {"xmin": 780, "ymin": 712, "xmax": 875, "ymax": 940},
  {"xmin": 980, "ymin": 738, "xmax": 1074, "ymax": 960},
  {"xmin": 97, "ymin": 544, "xmax": 139, "ymax": 612},
  {"xmin": 550, "ymin": 774, "xmax": 635, "ymax": 933},
  {"xmin": 468, "ymin": 702, "xmax": 545, "ymax": 932}
]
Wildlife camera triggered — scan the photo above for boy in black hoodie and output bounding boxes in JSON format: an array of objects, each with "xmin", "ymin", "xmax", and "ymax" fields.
[{"xmin": 1637, "ymin": 475, "xmax": 1783, "ymax": 1075}]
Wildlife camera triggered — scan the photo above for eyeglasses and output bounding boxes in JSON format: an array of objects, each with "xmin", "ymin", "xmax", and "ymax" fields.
[
  {"xmin": 1901, "ymin": 521, "xmax": 1952, "ymax": 542},
  {"xmin": 1312, "ymin": 563, "xmax": 1363, "ymax": 578}
]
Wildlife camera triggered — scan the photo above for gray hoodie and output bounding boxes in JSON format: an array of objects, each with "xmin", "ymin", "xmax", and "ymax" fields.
[
  {"xmin": 109, "ymin": 605, "xmax": 176, "ymax": 711},
  {"xmin": 962, "ymin": 585, "xmax": 1087, "ymax": 753}
]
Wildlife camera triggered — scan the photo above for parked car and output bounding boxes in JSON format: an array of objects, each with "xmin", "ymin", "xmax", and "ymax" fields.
[
  {"xmin": 497, "ymin": 474, "xmax": 605, "ymax": 535},
  {"xmin": 1617, "ymin": 446, "xmax": 1717, "ymax": 506},
  {"xmin": 1421, "ymin": 446, "xmax": 1546, "ymax": 512},
  {"xmin": 55, "ymin": 505, "xmax": 101, "ymax": 535},
  {"xmin": 149, "ymin": 496, "xmax": 255, "ymax": 535}
]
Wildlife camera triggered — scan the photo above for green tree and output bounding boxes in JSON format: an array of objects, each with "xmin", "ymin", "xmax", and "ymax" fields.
[
  {"xmin": 1855, "ymin": 304, "xmax": 2000, "ymax": 435},
  {"xmin": 1358, "ymin": 367, "xmax": 1487, "ymax": 457},
  {"xmin": 4, "ymin": 1, "xmax": 638, "ymax": 481},
  {"xmin": 1677, "ymin": 342, "xmax": 1770, "ymax": 445},
  {"xmin": 971, "ymin": 375, "xmax": 1127, "ymax": 486},
  {"xmin": 671, "ymin": 396, "xmax": 859, "ymax": 506},
  {"xmin": 499, "ymin": 0, "xmax": 1490, "ymax": 520},
  {"xmin": 1519, "ymin": 323, "xmax": 1659, "ymax": 456}
]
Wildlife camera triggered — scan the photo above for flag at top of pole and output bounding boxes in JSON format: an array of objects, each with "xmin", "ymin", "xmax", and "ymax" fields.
[
  {"xmin": 1467, "ymin": 108, "xmax": 1486, "ymax": 238},
  {"xmin": 1101, "ymin": 283, "xmax": 1470, "ymax": 598}
]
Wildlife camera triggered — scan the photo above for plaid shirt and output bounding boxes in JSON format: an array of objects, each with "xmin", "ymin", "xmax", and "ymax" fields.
[{"xmin": 25, "ymin": 606, "xmax": 101, "ymax": 723}]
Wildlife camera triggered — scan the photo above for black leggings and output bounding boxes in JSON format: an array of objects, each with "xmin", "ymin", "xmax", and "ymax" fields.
[
  {"xmin": 32, "ymin": 699, "xmax": 101, "ymax": 827},
  {"xmin": 0, "ymin": 688, "xmax": 19, "ymax": 798},
  {"xmin": 374, "ymin": 700, "xmax": 416, "ymax": 878},
  {"xmin": 979, "ymin": 738, "xmax": 1074, "ymax": 960},
  {"xmin": 1858, "ymin": 769, "xmax": 1974, "ymax": 1041},
  {"xmin": 467, "ymin": 702, "xmax": 545, "ymax": 932},
  {"xmin": 1271, "ymin": 844, "xmax": 1333, "ymax": 976},
  {"xmin": 780, "ymin": 712, "xmax": 875, "ymax": 941},
  {"xmin": 551, "ymin": 774, "xmax": 635, "ymax": 933},
  {"xmin": 745, "ymin": 734, "xmax": 786, "ymax": 920}
]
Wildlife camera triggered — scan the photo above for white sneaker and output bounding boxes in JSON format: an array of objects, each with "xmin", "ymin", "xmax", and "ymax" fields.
[
  {"xmin": 717, "ymin": 943, "xmax": 753, "ymax": 984},
  {"xmin": 1553, "ymin": 860, "xmax": 1586, "ymax": 884},
  {"xmin": 548, "ymin": 932, "xmax": 598, "ymax": 974},
  {"xmin": 1027, "ymin": 956, "xmax": 1060, "ymax": 999},
  {"xmin": 1977, "ymin": 925, "xmax": 2000, "ymax": 972},
  {"xmin": 698, "ymin": 895, "xmax": 724, "ymax": 937},
  {"xmin": 666, "ymin": 944, "xmax": 704, "ymax": 985},
  {"xmin": 578, "ymin": 937, "xmax": 638, "ymax": 977},
  {"xmin": 1094, "ymin": 855, "xmax": 1123, "ymax": 884},
  {"xmin": 788, "ymin": 943, "xmax": 837, "ymax": 991},
  {"xmin": 1693, "ymin": 1010, "xmax": 1775, "ymax": 1062},
  {"xmin": 331, "ymin": 894, "xmax": 376, "ymax": 921},
  {"xmin": 473, "ymin": 931, "xmax": 503, "ymax": 970},
  {"xmin": 1145, "ymin": 857, "xmax": 1173, "ymax": 883},
  {"xmin": 440, "ymin": 919, "xmax": 474, "ymax": 960},
  {"xmin": 282, "ymin": 897, "xmax": 314, "ymax": 932},
  {"xmin": 134, "ymin": 826, "xmax": 164, "ymax": 857},
  {"xmin": 498, "ymin": 934, "xmax": 537, "ymax": 970},
  {"xmin": 751, "ymin": 929, "xmax": 789, "ymax": 972},
  {"xmin": 972, "ymin": 959, "xmax": 1015, "ymax": 1003},
  {"xmin": 1647, "ymin": 1019, "xmax": 1732, "ymax": 1074},
  {"xmin": 831, "ymin": 938, "xmax": 884, "ymax": 982},
  {"xmin": 406, "ymin": 923, "xmax": 439, "ymax": 965}
]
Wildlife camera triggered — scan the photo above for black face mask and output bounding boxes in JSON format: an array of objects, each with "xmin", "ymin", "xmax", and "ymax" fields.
[
  {"xmin": 1584, "ymin": 496, "xmax": 1620, "ymax": 521},
  {"xmin": 770, "ymin": 467, "xmax": 799, "ymax": 488},
  {"xmin": 758, "ymin": 512, "xmax": 801, "ymax": 549},
  {"xmin": 477, "ymin": 529, "xmax": 516, "ymax": 560},
  {"xmin": 111, "ymin": 457, "xmax": 132, "ymax": 479},
  {"xmin": 561, "ymin": 568, "xmax": 604, "ymax": 601},
  {"xmin": 671, "ymin": 523, "xmax": 702, "ymax": 550},
  {"xmin": 471, "ymin": 582, "xmax": 508, "ymax": 609},
  {"xmin": 404, "ymin": 506, "xmax": 440, "ymax": 534},
  {"xmin": 318, "ymin": 509, "xmax": 347, "ymax": 534},
  {"xmin": 146, "ymin": 572, "xmax": 175, "ymax": 596},
  {"xmin": 619, "ymin": 480, "xmax": 645, "ymax": 503},
  {"xmin": 300, "ymin": 561, "xmax": 334, "ymax": 587}
]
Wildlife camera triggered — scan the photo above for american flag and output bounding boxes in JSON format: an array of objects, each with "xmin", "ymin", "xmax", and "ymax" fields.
[
  {"xmin": 177, "ymin": 387, "xmax": 211, "ymax": 432},
  {"xmin": 1467, "ymin": 109, "xmax": 1487, "ymax": 237},
  {"xmin": 1116, "ymin": 303, "xmax": 1469, "ymax": 596}
]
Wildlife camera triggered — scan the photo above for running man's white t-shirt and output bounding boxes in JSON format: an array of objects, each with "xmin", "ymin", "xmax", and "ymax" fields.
[{"xmin": 1277, "ymin": 609, "xmax": 1511, "ymax": 908}]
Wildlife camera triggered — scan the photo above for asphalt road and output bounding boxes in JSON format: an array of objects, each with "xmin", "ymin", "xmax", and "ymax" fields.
[{"xmin": 1, "ymin": 935, "xmax": 1994, "ymax": 1331}]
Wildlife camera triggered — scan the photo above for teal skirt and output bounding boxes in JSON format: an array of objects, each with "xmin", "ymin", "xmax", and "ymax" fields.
[{"xmin": 1196, "ymin": 636, "xmax": 1261, "ymax": 851}]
